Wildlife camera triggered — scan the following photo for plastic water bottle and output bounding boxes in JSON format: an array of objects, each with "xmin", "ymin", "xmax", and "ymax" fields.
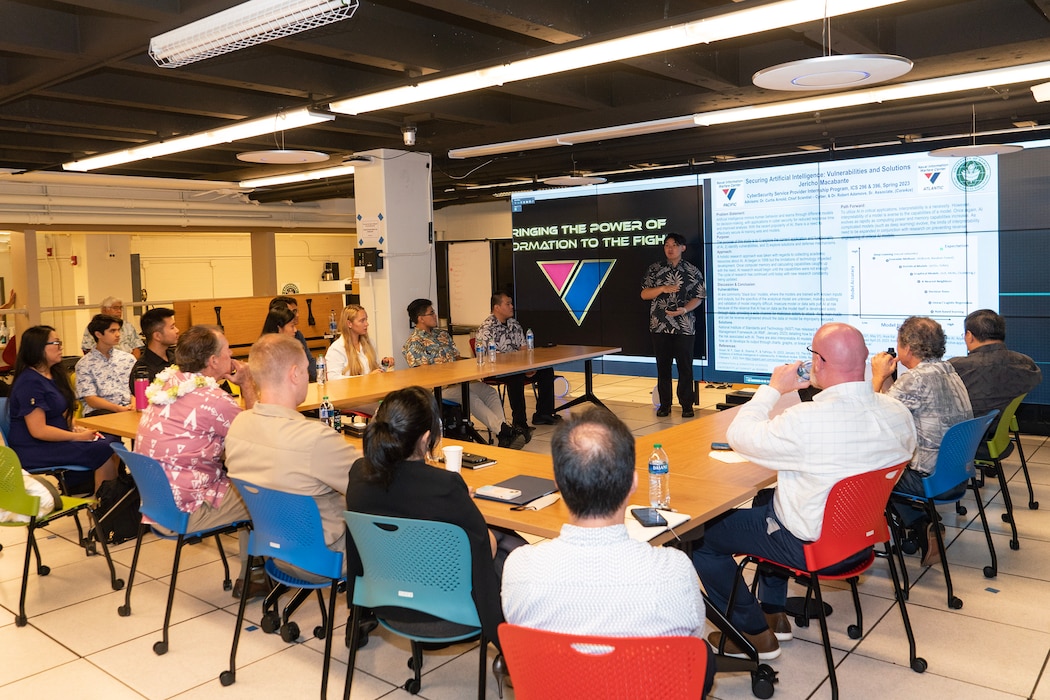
[
  {"xmin": 526, "ymin": 328, "xmax": 534, "ymax": 351},
  {"xmin": 328, "ymin": 310, "xmax": 337, "ymax": 336},
  {"xmin": 315, "ymin": 354, "xmax": 326, "ymax": 386},
  {"xmin": 319, "ymin": 395, "xmax": 334, "ymax": 428},
  {"xmin": 488, "ymin": 339, "xmax": 496, "ymax": 362},
  {"xmin": 648, "ymin": 443, "xmax": 670, "ymax": 508}
]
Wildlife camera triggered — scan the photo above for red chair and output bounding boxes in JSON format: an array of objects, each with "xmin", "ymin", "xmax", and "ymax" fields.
[
  {"xmin": 0, "ymin": 336, "xmax": 15, "ymax": 376},
  {"xmin": 497, "ymin": 623, "xmax": 709, "ymax": 700},
  {"xmin": 727, "ymin": 463, "xmax": 925, "ymax": 700}
]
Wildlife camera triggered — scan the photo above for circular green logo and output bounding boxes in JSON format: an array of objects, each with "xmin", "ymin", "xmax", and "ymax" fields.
[{"xmin": 951, "ymin": 157, "xmax": 990, "ymax": 191}]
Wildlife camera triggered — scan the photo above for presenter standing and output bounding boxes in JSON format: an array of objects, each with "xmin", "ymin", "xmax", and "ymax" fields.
[{"xmin": 641, "ymin": 233, "xmax": 706, "ymax": 418}]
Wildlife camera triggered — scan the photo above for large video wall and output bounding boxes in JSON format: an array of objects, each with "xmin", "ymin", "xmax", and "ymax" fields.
[{"xmin": 510, "ymin": 139, "xmax": 1050, "ymax": 406}]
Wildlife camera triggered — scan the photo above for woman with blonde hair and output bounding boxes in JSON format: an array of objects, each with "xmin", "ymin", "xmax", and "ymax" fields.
[{"xmin": 324, "ymin": 304, "xmax": 394, "ymax": 381}]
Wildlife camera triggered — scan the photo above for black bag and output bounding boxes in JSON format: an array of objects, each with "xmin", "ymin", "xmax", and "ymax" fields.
[{"xmin": 93, "ymin": 471, "xmax": 141, "ymax": 544}]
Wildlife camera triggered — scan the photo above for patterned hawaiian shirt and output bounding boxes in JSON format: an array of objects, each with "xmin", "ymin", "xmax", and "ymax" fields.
[
  {"xmin": 475, "ymin": 315, "xmax": 526, "ymax": 353},
  {"xmin": 402, "ymin": 327, "xmax": 460, "ymax": 367},
  {"xmin": 75, "ymin": 348, "xmax": 136, "ymax": 415},
  {"xmin": 887, "ymin": 360, "xmax": 973, "ymax": 475},
  {"xmin": 641, "ymin": 259, "xmax": 706, "ymax": 335},
  {"xmin": 81, "ymin": 318, "xmax": 144, "ymax": 355}
]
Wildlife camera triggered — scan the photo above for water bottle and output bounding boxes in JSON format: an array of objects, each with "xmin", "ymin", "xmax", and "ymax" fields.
[
  {"xmin": 315, "ymin": 354, "xmax": 326, "ymax": 386},
  {"xmin": 133, "ymin": 367, "xmax": 150, "ymax": 410},
  {"xmin": 319, "ymin": 395, "xmax": 334, "ymax": 428},
  {"xmin": 328, "ymin": 310, "xmax": 337, "ymax": 336},
  {"xmin": 488, "ymin": 339, "xmax": 496, "ymax": 362},
  {"xmin": 648, "ymin": 443, "xmax": 670, "ymax": 508},
  {"xmin": 526, "ymin": 328, "xmax": 534, "ymax": 351},
  {"xmin": 0, "ymin": 322, "xmax": 7, "ymax": 345}
]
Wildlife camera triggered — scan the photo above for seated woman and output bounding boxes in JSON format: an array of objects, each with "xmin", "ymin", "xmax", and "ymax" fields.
[
  {"xmin": 6, "ymin": 326, "xmax": 120, "ymax": 494},
  {"xmin": 346, "ymin": 386, "xmax": 523, "ymax": 654},
  {"xmin": 324, "ymin": 304, "xmax": 394, "ymax": 381},
  {"xmin": 260, "ymin": 306, "xmax": 297, "ymax": 337}
]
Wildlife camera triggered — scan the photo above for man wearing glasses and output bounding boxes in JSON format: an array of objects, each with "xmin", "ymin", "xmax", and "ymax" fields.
[
  {"xmin": 81, "ymin": 296, "xmax": 144, "ymax": 359},
  {"xmin": 691, "ymin": 323, "xmax": 916, "ymax": 660}
]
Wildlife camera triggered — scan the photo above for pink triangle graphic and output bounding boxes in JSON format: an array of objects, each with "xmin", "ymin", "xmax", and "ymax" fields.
[{"xmin": 537, "ymin": 261, "xmax": 578, "ymax": 295}]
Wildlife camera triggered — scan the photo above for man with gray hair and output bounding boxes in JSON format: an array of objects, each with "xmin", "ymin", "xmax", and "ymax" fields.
[
  {"xmin": 872, "ymin": 316, "xmax": 972, "ymax": 566},
  {"xmin": 81, "ymin": 296, "xmax": 144, "ymax": 358}
]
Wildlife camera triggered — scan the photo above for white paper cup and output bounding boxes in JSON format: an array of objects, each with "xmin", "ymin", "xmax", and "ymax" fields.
[{"xmin": 442, "ymin": 445, "xmax": 463, "ymax": 473}]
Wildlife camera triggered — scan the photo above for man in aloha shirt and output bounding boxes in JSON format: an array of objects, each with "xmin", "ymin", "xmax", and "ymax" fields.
[
  {"xmin": 76, "ymin": 314, "xmax": 137, "ymax": 416},
  {"xmin": 135, "ymin": 325, "xmax": 258, "ymax": 591}
]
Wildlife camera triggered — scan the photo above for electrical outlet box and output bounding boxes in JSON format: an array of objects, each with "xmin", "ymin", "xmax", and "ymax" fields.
[{"xmin": 354, "ymin": 247, "xmax": 382, "ymax": 271}]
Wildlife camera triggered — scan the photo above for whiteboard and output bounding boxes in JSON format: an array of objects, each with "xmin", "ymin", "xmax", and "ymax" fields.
[{"xmin": 447, "ymin": 240, "xmax": 492, "ymax": 326}]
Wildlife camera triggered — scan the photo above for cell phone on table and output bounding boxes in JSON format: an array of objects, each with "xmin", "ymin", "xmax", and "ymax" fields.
[
  {"xmin": 631, "ymin": 507, "xmax": 668, "ymax": 528},
  {"xmin": 711, "ymin": 442, "xmax": 732, "ymax": 451},
  {"xmin": 476, "ymin": 485, "xmax": 522, "ymax": 501}
]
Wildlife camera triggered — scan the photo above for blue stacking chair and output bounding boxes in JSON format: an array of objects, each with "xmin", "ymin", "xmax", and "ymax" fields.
[
  {"xmin": 221, "ymin": 478, "xmax": 344, "ymax": 700},
  {"xmin": 889, "ymin": 411, "xmax": 1000, "ymax": 608},
  {"xmin": 342, "ymin": 511, "xmax": 487, "ymax": 700},
  {"xmin": 112, "ymin": 444, "xmax": 248, "ymax": 655},
  {"xmin": 0, "ymin": 446, "xmax": 123, "ymax": 625}
]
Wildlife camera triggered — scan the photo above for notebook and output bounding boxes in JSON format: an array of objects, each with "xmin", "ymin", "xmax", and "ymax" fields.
[{"xmin": 474, "ymin": 475, "xmax": 558, "ymax": 506}]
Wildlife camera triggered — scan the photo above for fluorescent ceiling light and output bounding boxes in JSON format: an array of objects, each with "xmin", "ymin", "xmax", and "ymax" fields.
[
  {"xmin": 330, "ymin": 0, "xmax": 905, "ymax": 115},
  {"xmin": 150, "ymin": 0, "xmax": 360, "ymax": 68},
  {"xmin": 450, "ymin": 60, "xmax": 1050, "ymax": 159},
  {"xmin": 1033, "ymin": 81, "xmax": 1050, "ymax": 102},
  {"xmin": 62, "ymin": 108, "xmax": 335, "ymax": 172},
  {"xmin": 240, "ymin": 163, "xmax": 356, "ymax": 188}
]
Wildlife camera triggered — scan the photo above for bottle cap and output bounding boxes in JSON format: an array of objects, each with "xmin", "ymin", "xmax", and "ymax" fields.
[{"xmin": 654, "ymin": 443, "xmax": 662, "ymax": 449}]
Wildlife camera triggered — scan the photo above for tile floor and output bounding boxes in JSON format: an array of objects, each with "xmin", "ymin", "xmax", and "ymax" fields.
[{"xmin": 2, "ymin": 371, "xmax": 1049, "ymax": 699}]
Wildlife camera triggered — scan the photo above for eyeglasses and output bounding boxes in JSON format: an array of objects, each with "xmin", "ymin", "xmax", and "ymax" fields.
[
  {"xmin": 45, "ymin": 340, "xmax": 63, "ymax": 346},
  {"xmin": 422, "ymin": 311, "xmax": 437, "ymax": 317},
  {"xmin": 807, "ymin": 345, "xmax": 827, "ymax": 363}
]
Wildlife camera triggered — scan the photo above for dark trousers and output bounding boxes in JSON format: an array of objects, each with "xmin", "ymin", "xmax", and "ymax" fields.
[
  {"xmin": 504, "ymin": 367, "xmax": 555, "ymax": 427},
  {"xmin": 652, "ymin": 332, "xmax": 695, "ymax": 410},
  {"xmin": 890, "ymin": 467, "xmax": 967, "ymax": 528}
]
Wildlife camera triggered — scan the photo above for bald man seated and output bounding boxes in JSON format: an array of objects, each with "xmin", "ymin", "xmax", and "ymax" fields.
[{"xmin": 691, "ymin": 322, "xmax": 916, "ymax": 660}]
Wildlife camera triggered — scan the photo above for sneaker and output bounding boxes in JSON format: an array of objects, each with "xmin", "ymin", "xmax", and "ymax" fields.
[
  {"xmin": 921, "ymin": 522, "xmax": 942, "ymax": 568},
  {"xmin": 764, "ymin": 612, "xmax": 793, "ymax": 641},
  {"xmin": 513, "ymin": 424, "xmax": 533, "ymax": 444},
  {"xmin": 708, "ymin": 628, "xmax": 781, "ymax": 660},
  {"xmin": 497, "ymin": 424, "xmax": 526, "ymax": 450}
]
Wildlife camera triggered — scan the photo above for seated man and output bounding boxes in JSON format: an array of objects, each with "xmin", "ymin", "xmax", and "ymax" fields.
[
  {"xmin": 872, "ymin": 316, "xmax": 972, "ymax": 565},
  {"xmin": 691, "ymin": 323, "xmax": 916, "ymax": 659},
  {"xmin": 949, "ymin": 308, "xmax": 1042, "ymax": 435},
  {"xmin": 402, "ymin": 298, "xmax": 524, "ymax": 449},
  {"xmin": 475, "ymin": 292, "xmax": 559, "ymax": 431},
  {"xmin": 128, "ymin": 307, "xmax": 179, "ymax": 393},
  {"xmin": 75, "ymin": 314, "xmax": 136, "ymax": 416},
  {"xmin": 225, "ymin": 333, "xmax": 360, "ymax": 572},
  {"xmin": 81, "ymin": 296, "xmax": 144, "ymax": 359},
  {"xmin": 135, "ymin": 325, "xmax": 260, "ymax": 597},
  {"xmin": 501, "ymin": 407, "xmax": 713, "ymax": 696}
]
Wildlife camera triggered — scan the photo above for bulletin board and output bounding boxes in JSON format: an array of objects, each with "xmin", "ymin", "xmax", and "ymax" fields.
[{"xmin": 445, "ymin": 240, "xmax": 492, "ymax": 326}]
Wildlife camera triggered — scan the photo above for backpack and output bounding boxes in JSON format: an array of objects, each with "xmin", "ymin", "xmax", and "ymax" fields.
[{"xmin": 93, "ymin": 471, "xmax": 141, "ymax": 544}]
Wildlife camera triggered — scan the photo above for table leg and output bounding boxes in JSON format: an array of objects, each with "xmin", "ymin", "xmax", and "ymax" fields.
[{"xmin": 555, "ymin": 358, "xmax": 608, "ymax": 411}]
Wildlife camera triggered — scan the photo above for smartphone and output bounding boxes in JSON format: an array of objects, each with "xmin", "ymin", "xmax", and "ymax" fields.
[
  {"xmin": 710, "ymin": 442, "xmax": 732, "ymax": 451},
  {"xmin": 631, "ymin": 507, "xmax": 668, "ymax": 528},
  {"xmin": 476, "ymin": 485, "xmax": 522, "ymax": 501}
]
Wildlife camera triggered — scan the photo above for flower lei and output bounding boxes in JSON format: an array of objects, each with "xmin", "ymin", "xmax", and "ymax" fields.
[{"xmin": 145, "ymin": 365, "xmax": 221, "ymax": 406}]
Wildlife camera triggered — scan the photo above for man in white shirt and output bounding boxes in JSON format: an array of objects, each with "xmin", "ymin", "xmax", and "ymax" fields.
[
  {"xmin": 691, "ymin": 323, "xmax": 916, "ymax": 660},
  {"xmin": 81, "ymin": 296, "xmax": 144, "ymax": 358},
  {"xmin": 502, "ymin": 407, "xmax": 712, "ymax": 695}
]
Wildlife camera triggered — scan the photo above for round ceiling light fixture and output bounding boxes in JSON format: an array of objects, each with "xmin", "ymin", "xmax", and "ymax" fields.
[
  {"xmin": 752, "ymin": 54, "xmax": 913, "ymax": 91},
  {"xmin": 237, "ymin": 149, "xmax": 330, "ymax": 164},
  {"xmin": 928, "ymin": 144, "xmax": 1023, "ymax": 157},
  {"xmin": 542, "ymin": 175, "xmax": 607, "ymax": 186}
]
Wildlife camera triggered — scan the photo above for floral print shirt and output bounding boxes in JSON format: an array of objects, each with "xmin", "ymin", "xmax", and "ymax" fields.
[{"xmin": 641, "ymin": 259, "xmax": 706, "ymax": 335}]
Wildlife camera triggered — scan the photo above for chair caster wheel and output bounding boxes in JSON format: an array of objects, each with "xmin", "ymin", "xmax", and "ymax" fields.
[
  {"xmin": 407, "ymin": 658, "xmax": 418, "ymax": 671},
  {"xmin": 219, "ymin": 670, "xmax": 236, "ymax": 687},
  {"xmin": 118, "ymin": 605, "xmax": 131, "ymax": 617},
  {"xmin": 1029, "ymin": 501, "xmax": 1039, "ymax": 510},
  {"xmin": 983, "ymin": 565, "xmax": 996, "ymax": 578},
  {"xmin": 793, "ymin": 615, "xmax": 808, "ymax": 628},
  {"xmin": 38, "ymin": 565, "xmax": 51, "ymax": 576},
  {"xmin": 153, "ymin": 641, "xmax": 168, "ymax": 655},
  {"xmin": 112, "ymin": 578, "xmax": 125, "ymax": 591},
  {"xmin": 949, "ymin": 596, "xmax": 963, "ymax": 609},
  {"xmin": 404, "ymin": 679, "xmax": 421, "ymax": 694},
  {"xmin": 260, "ymin": 611, "xmax": 280, "ymax": 634},
  {"xmin": 900, "ymin": 539, "xmax": 918, "ymax": 555},
  {"xmin": 751, "ymin": 664, "xmax": 778, "ymax": 699},
  {"xmin": 911, "ymin": 657, "xmax": 928, "ymax": 673},
  {"xmin": 223, "ymin": 579, "xmax": 233, "ymax": 591},
  {"xmin": 280, "ymin": 622, "xmax": 300, "ymax": 643},
  {"xmin": 847, "ymin": 624, "xmax": 862, "ymax": 639},
  {"xmin": 15, "ymin": 614, "xmax": 27, "ymax": 627},
  {"xmin": 1009, "ymin": 540, "xmax": 1020, "ymax": 551},
  {"xmin": 1001, "ymin": 513, "xmax": 1012, "ymax": 523},
  {"xmin": 955, "ymin": 505, "xmax": 967, "ymax": 516},
  {"xmin": 313, "ymin": 625, "xmax": 326, "ymax": 639}
]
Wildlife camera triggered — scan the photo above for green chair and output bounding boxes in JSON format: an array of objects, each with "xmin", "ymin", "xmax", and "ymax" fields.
[
  {"xmin": 975, "ymin": 394, "xmax": 1032, "ymax": 551},
  {"xmin": 1009, "ymin": 413, "xmax": 1038, "ymax": 510},
  {"xmin": 0, "ymin": 446, "xmax": 123, "ymax": 626}
]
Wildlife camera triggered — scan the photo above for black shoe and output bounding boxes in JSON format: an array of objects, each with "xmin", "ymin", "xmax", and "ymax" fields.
[
  {"xmin": 656, "ymin": 407, "xmax": 671, "ymax": 417},
  {"xmin": 682, "ymin": 408, "xmax": 695, "ymax": 418},
  {"xmin": 497, "ymin": 423, "xmax": 526, "ymax": 450},
  {"xmin": 513, "ymin": 424, "xmax": 533, "ymax": 444},
  {"xmin": 532, "ymin": 413, "xmax": 562, "ymax": 425}
]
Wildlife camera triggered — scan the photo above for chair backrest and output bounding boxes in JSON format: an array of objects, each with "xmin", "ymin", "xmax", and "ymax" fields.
[
  {"xmin": 986, "ymin": 393, "xmax": 1026, "ymax": 459},
  {"xmin": 343, "ymin": 510, "xmax": 480, "ymax": 629},
  {"xmin": 231, "ymin": 477, "xmax": 343, "ymax": 581},
  {"xmin": 804, "ymin": 462, "xmax": 907, "ymax": 571},
  {"xmin": 0, "ymin": 337, "xmax": 16, "ymax": 371},
  {"xmin": 922, "ymin": 410, "xmax": 999, "ymax": 498},
  {"xmin": 0, "ymin": 396, "xmax": 9, "ymax": 441},
  {"xmin": 497, "ymin": 623, "xmax": 708, "ymax": 700},
  {"xmin": 112, "ymin": 444, "xmax": 185, "ymax": 533},
  {"xmin": 0, "ymin": 446, "xmax": 39, "ymax": 519}
]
